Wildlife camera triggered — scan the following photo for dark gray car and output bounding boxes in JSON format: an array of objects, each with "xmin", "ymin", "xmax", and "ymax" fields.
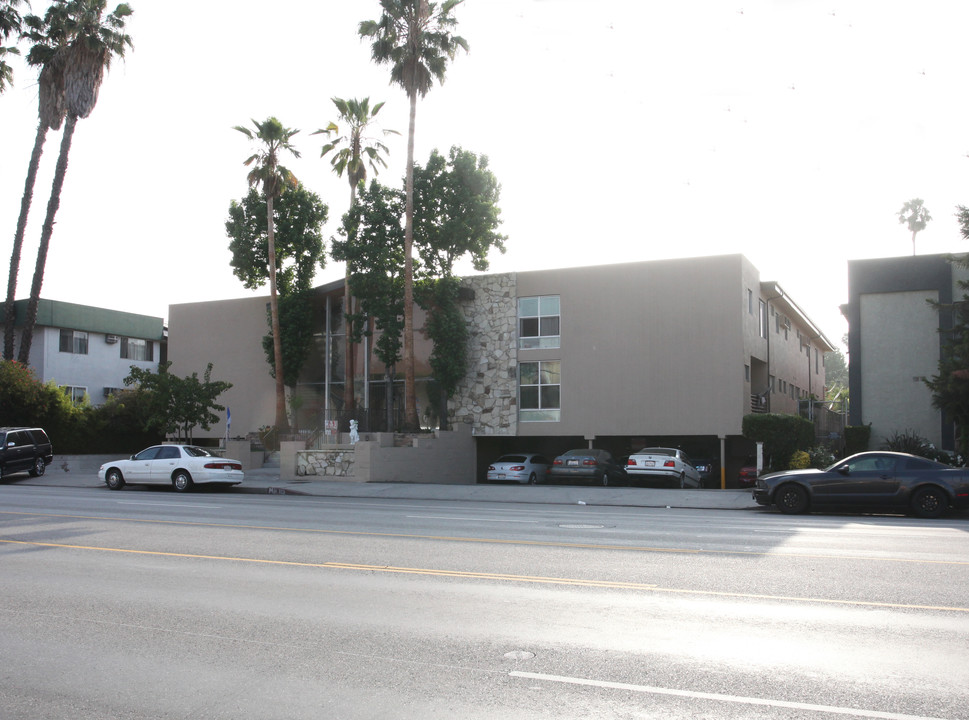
[
  {"xmin": 548, "ymin": 448, "xmax": 627, "ymax": 486},
  {"xmin": 0, "ymin": 427, "xmax": 53, "ymax": 479},
  {"xmin": 752, "ymin": 451, "xmax": 969, "ymax": 518}
]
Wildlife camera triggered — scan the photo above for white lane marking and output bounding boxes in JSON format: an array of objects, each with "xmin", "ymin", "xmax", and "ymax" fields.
[
  {"xmin": 405, "ymin": 515, "xmax": 538, "ymax": 524},
  {"xmin": 510, "ymin": 672, "xmax": 946, "ymax": 720},
  {"xmin": 115, "ymin": 501, "xmax": 223, "ymax": 509}
]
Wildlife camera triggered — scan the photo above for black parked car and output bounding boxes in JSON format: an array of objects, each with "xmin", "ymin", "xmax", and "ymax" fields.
[
  {"xmin": 0, "ymin": 427, "xmax": 53, "ymax": 479},
  {"xmin": 753, "ymin": 451, "xmax": 969, "ymax": 518},
  {"xmin": 548, "ymin": 448, "xmax": 627, "ymax": 486}
]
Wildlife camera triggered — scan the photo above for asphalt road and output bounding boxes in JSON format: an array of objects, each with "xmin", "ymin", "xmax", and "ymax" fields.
[{"xmin": 2, "ymin": 485, "xmax": 968, "ymax": 719}]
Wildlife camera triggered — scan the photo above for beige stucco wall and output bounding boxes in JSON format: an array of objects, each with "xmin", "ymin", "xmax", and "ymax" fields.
[
  {"xmin": 514, "ymin": 255, "xmax": 748, "ymax": 439},
  {"xmin": 860, "ymin": 290, "xmax": 940, "ymax": 447},
  {"xmin": 168, "ymin": 296, "xmax": 276, "ymax": 439}
]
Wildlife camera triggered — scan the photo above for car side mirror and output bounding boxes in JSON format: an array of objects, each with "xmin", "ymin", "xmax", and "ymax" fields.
[{"xmin": 837, "ymin": 466, "xmax": 850, "ymax": 476}]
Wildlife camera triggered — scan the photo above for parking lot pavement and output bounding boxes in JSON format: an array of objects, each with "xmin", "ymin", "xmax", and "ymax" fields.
[{"xmin": 7, "ymin": 465, "xmax": 761, "ymax": 511}]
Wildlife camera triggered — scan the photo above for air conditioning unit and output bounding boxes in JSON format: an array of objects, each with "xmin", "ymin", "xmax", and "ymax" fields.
[{"xmin": 105, "ymin": 334, "xmax": 119, "ymax": 344}]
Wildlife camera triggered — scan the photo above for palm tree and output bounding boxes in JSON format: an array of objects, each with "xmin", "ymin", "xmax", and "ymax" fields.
[
  {"xmin": 898, "ymin": 198, "xmax": 932, "ymax": 256},
  {"xmin": 17, "ymin": 0, "xmax": 133, "ymax": 365},
  {"xmin": 4, "ymin": 2, "xmax": 73, "ymax": 360},
  {"xmin": 359, "ymin": 0, "xmax": 468, "ymax": 430},
  {"xmin": 234, "ymin": 117, "xmax": 301, "ymax": 434},
  {"xmin": 0, "ymin": 0, "xmax": 25, "ymax": 93},
  {"xmin": 313, "ymin": 96, "xmax": 397, "ymax": 416}
]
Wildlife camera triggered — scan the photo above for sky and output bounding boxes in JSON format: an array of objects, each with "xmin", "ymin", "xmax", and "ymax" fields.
[{"xmin": 3, "ymin": 0, "xmax": 969, "ymax": 352}]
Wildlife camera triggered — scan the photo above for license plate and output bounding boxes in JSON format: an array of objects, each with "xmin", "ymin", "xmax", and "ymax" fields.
[
  {"xmin": 567, "ymin": 459, "xmax": 579, "ymax": 466},
  {"xmin": 645, "ymin": 460, "xmax": 655, "ymax": 467},
  {"xmin": 496, "ymin": 473, "xmax": 505, "ymax": 479}
]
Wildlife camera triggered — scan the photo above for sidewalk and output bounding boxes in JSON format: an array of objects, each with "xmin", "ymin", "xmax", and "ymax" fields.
[{"xmin": 7, "ymin": 464, "xmax": 761, "ymax": 511}]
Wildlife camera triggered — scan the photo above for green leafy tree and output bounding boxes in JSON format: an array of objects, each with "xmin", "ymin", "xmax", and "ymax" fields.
[
  {"xmin": 360, "ymin": 0, "xmax": 469, "ymax": 430},
  {"xmin": 898, "ymin": 198, "xmax": 931, "ymax": 256},
  {"xmin": 314, "ymin": 96, "xmax": 398, "ymax": 414},
  {"xmin": 226, "ymin": 184, "xmax": 328, "ymax": 399},
  {"xmin": 0, "ymin": 0, "xmax": 24, "ymax": 92},
  {"xmin": 925, "ymin": 206, "xmax": 969, "ymax": 459},
  {"xmin": 411, "ymin": 146, "xmax": 506, "ymax": 428},
  {"xmin": 17, "ymin": 0, "xmax": 133, "ymax": 365},
  {"xmin": 233, "ymin": 117, "xmax": 301, "ymax": 433},
  {"xmin": 824, "ymin": 345, "xmax": 848, "ymax": 403},
  {"xmin": 415, "ymin": 276, "xmax": 464, "ymax": 429},
  {"xmin": 125, "ymin": 362, "xmax": 232, "ymax": 442},
  {"xmin": 332, "ymin": 181, "xmax": 407, "ymax": 430}
]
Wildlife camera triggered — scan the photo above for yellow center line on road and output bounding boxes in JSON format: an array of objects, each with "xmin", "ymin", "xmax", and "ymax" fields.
[
  {"xmin": 2, "ymin": 509, "xmax": 969, "ymax": 566},
  {"xmin": 2, "ymin": 537, "xmax": 968, "ymax": 613}
]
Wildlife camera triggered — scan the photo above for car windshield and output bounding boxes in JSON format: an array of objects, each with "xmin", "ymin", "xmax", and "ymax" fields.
[
  {"xmin": 183, "ymin": 446, "xmax": 215, "ymax": 458},
  {"xmin": 637, "ymin": 448, "xmax": 673, "ymax": 456},
  {"xmin": 496, "ymin": 455, "xmax": 527, "ymax": 463}
]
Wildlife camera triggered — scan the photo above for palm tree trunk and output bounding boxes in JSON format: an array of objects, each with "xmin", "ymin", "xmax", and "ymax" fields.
[
  {"xmin": 402, "ymin": 90, "xmax": 419, "ymax": 431},
  {"xmin": 18, "ymin": 115, "xmax": 76, "ymax": 365},
  {"xmin": 343, "ymin": 182, "xmax": 356, "ymax": 415},
  {"xmin": 266, "ymin": 193, "xmax": 289, "ymax": 434},
  {"xmin": 4, "ymin": 121, "xmax": 49, "ymax": 361}
]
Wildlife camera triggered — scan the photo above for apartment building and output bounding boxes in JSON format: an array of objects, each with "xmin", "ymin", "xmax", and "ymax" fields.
[
  {"xmin": 844, "ymin": 254, "xmax": 966, "ymax": 452},
  {"xmin": 9, "ymin": 298, "xmax": 165, "ymax": 405},
  {"xmin": 169, "ymin": 254, "xmax": 833, "ymax": 483}
]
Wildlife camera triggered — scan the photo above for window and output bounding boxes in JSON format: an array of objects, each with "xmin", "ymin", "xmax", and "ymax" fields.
[
  {"xmin": 519, "ymin": 360, "xmax": 561, "ymax": 422},
  {"xmin": 121, "ymin": 337, "xmax": 153, "ymax": 361},
  {"xmin": 746, "ymin": 288, "xmax": 753, "ymax": 314},
  {"xmin": 518, "ymin": 296, "xmax": 560, "ymax": 349},
  {"xmin": 744, "ymin": 364, "xmax": 750, "ymax": 382},
  {"xmin": 61, "ymin": 386, "xmax": 87, "ymax": 404},
  {"xmin": 59, "ymin": 329, "xmax": 88, "ymax": 354},
  {"xmin": 758, "ymin": 300, "xmax": 768, "ymax": 339}
]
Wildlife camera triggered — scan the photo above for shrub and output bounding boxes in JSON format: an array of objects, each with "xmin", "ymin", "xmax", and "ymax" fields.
[
  {"xmin": 807, "ymin": 445, "xmax": 836, "ymax": 468},
  {"xmin": 844, "ymin": 424, "xmax": 871, "ymax": 455},
  {"xmin": 742, "ymin": 413, "xmax": 815, "ymax": 471},
  {"xmin": 789, "ymin": 450, "xmax": 810, "ymax": 469}
]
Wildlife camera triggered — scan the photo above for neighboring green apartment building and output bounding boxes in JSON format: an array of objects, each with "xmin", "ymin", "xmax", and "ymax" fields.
[{"xmin": 10, "ymin": 298, "xmax": 165, "ymax": 405}]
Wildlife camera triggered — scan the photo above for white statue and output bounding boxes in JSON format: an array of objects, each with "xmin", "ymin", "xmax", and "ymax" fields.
[{"xmin": 349, "ymin": 419, "xmax": 359, "ymax": 445}]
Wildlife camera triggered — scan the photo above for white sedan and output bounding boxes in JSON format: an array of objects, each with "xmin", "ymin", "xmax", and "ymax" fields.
[
  {"xmin": 99, "ymin": 444, "xmax": 244, "ymax": 492},
  {"xmin": 486, "ymin": 453, "xmax": 551, "ymax": 484},
  {"xmin": 626, "ymin": 447, "xmax": 701, "ymax": 488}
]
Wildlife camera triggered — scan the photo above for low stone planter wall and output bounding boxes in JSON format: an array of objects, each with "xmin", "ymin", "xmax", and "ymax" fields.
[{"xmin": 296, "ymin": 448, "xmax": 355, "ymax": 478}]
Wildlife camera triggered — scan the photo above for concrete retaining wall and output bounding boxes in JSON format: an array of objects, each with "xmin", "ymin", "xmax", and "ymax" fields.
[{"xmin": 281, "ymin": 425, "xmax": 475, "ymax": 484}]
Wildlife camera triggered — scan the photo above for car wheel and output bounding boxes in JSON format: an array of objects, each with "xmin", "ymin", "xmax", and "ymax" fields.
[
  {"xmin": 678, "ymin": 472, "xmax": 686, "ymax": 489},
  {"xmin": 775, "ymin": 483, "xmax": 809, "ymax": 514},
  {"xmin": 28, "ymin": 457, "xmax": 46, "ymax": 477},
  {"xmin": 105, "ymin": 469, "xmax": 125, "ymax": 491},
  {"xmin": 601, "ymin": 472, "xmax": 609, "ymax": 487},
  {"xmin": 172, "ymin": 470, "xmax": 194, "ymax": 492},
  {"xmin": 528, "ymin": 472, "xmax": 537, "ymax": 484},
  {"xmin": 910, "ymin": 486, "xmax": 948, "ymax": 519}
]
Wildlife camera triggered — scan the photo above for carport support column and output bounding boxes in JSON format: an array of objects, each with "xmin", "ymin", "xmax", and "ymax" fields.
[{"xmin": 719, "ymin": 435, "xmax": 726, "ymax": 490}]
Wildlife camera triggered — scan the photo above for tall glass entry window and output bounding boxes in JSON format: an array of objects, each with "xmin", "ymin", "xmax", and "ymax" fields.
[
  {"xmin": 519, "ymin": 360, "xmax": 561, "ymax": 422},
  {"xmin": 518, "ymin": 296, "xmax": 560, "ymax": 349}
]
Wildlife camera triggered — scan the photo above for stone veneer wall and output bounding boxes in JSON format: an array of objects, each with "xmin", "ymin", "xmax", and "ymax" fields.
[
  {"xmin": 448, "ymin": 273, "xmax": 518, "ymax": 436},
  {"xmin": 296, "ymin": 448, "xmax": 355, "ymax": 477}
]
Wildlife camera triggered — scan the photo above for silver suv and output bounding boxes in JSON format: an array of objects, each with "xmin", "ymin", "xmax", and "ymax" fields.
[{"xmin": 0, "ymin": 427, "xmax": 53, "ymax": 479}]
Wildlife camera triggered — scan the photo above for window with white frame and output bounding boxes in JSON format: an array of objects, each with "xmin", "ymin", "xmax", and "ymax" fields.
[
  {"xmin": 61, "ymin": 386, "xmax": 87, "ymax": 404},
  {"xmin": 519, "ymin": 360, "xmax": 561, "ymax": 422},
  {"xmin": 121, "ymin": 337, "xmax": 153, "ymax": 361},
  {"xmin": 59, "ymin": 329, "xmax": 88, "ymax": 354},
  {"xmin": 518, "ymin": 296, "xmax": 560, "ymax": 349},
  {"xmin": 758, "ymin": 300, "xmax": 768, "ymax": 339}
]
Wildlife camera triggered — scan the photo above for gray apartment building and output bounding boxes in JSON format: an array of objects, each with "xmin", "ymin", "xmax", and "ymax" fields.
[
  {"xmin": 169, "ymin": 254, "xmax": 834, "ymax": 484},
  {"xmin": 844, "ymin": 254, "xmax": 966, "ymax": 452}
]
